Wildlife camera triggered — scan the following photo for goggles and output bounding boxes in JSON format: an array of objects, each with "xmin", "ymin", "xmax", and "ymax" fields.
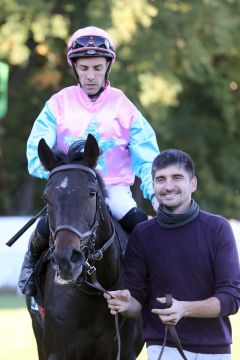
[{"xmin": 70, "ymin": 35, "xmax": 113, "ymax": 51}]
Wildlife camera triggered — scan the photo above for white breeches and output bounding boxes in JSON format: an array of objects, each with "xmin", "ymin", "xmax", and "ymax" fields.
[{"xmin": 105, "ymin": 185, "xmax": 137, "ymax": 220}]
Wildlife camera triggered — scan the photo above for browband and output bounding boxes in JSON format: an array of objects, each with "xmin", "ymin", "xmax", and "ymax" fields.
[{"xmin": 49, "ymin": 164, "xmax": 97, "ymax": 179}]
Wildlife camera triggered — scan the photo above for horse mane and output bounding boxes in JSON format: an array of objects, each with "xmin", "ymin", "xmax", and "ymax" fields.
[{"xmin": 53, "ymin": 140, "xmax": 107, "ymax": 199}]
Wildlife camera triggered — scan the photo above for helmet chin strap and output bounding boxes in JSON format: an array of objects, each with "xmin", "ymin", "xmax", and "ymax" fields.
[
  {"xmin": 105, "ymin": 60, "xmax": 112, "ymax": 81},
  {"xmin": 88, "ymin": 88, "xmax": 105, "ymax": 101},
  {"xmin": 72, "ymin": 64, "xmax": 80, "ymax": 84}
]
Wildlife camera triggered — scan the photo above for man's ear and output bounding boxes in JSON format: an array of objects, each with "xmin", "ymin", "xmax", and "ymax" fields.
[{"xmin": 191, "ymin": 176, "xmax": 198, "ymax": 193}]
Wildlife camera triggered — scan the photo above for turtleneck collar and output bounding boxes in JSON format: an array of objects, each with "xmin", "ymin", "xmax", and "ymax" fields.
[{"xmin": 157, "ymin": 200, "xmax": 199, "ymax": 229}]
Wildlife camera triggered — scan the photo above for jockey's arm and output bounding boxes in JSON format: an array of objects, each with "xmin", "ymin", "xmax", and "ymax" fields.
[{"xmin": 129, "ymin": 112, "xmax": 159, "ymax": 206}]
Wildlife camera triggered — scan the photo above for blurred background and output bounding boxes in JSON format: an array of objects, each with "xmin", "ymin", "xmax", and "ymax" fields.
[
  {"xmin": 0, "ymin": 0, "xmax": 240, "ymax": 217},
  {"xmin": 0, "ymin": 1, "xmax": 240, "ymax": 358}
]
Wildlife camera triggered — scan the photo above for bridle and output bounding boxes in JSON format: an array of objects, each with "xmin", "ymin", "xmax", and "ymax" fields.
[
  {"xmin": 48, "ymin": 164, "xmax": 116, "ymax": 265},
  {"xmin": 47, "ymin": 163, "xmax": 122, "ymax": 360}
]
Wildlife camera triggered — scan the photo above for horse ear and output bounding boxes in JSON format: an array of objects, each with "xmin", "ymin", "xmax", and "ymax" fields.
[
  {"xmin": 83, "ymin": 134, "xmax": 99, "ymax": 168},
  {"xmin": 38, "ymin": 138, "xmax": 57, "ymax": 171}
]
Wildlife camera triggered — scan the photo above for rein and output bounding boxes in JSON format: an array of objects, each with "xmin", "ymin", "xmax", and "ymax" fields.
[
  {"xmin": 74, "ymin": 222, "xmax": 123, "ymax": 360},
  {"xmin": 158, "ymin": 294, "xmax": 188, "ymax": 360},
  {"xmin": 84, "ymin": 267, "xmax": 122, "ymax": 360}
]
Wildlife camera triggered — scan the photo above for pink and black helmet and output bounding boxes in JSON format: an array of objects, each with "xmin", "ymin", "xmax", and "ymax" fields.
[{"xmin": 67, "ymin": 26, "xmax": 116, "ymax": 67}]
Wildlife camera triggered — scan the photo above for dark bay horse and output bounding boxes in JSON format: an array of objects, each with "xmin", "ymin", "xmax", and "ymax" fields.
[{"xmin": 27, "ymin": 134, "xmax": 144, "ymax": 360}]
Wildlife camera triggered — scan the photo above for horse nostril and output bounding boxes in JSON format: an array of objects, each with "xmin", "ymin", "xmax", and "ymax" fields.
[{"xmin": 71, "ymin": 249, "xmax": 84, "ymax": 263}]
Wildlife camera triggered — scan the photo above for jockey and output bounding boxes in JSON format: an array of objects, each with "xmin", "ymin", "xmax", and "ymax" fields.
[{"xmin": 18, "ymin": 26, "xmax": 160, "ymax": 296}]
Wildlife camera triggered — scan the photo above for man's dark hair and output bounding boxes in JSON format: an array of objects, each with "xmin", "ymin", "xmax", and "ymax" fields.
[{"xmin": 152, "ymin": 149, "xmax": 195, "ymax": 179}]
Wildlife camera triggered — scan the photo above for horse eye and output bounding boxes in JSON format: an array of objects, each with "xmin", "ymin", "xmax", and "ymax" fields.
[
  {"xmin": 89, "ymin": 190, "xmax": 96, "ymax": 198},
  {"xmin": 43, "ymin": 194, "xmax": 53, "ymax": 208}
]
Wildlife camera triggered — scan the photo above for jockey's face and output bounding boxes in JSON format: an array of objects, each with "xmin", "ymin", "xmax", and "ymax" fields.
[{"xmin": 74, "ymin": 57, "xmax": 108, "ymax": 96}]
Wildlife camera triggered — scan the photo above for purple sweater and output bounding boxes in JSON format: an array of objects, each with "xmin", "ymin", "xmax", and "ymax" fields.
[{"xmin": 123, "ymin": 210, "xmax": 240, "ymax": 354}]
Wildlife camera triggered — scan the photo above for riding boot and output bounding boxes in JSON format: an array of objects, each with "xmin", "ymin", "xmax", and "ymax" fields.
[
  {"xmin": 18, "ymin": 216, "xmax": 50, "ymax": 296},
  {"xmin": 119, "ymin": 207, "xmax": 148, "ymax": 233}
]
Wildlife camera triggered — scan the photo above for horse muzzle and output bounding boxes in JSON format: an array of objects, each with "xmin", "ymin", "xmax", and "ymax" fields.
[
  {"xmin": 52, "ymin": 248, "xmax": 85, "ymax": 285},
  {"xmin": 54, "ymin": 269, "xmax": 82, "ymax": 286}
]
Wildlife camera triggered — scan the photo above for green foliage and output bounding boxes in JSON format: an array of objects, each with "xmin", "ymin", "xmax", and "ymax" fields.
[{"xmin": 0, "ymin": 0, "xmax": 240, "ymax": 218}]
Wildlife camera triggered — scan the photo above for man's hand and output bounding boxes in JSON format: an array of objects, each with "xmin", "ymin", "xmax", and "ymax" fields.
[
  {"xmin": 152, "ymin": 296, "xmax": 221, "ymax": 325},
  {"xmin": 151, "ymin": 297, "xmax": 185, "ymax": 325},
  {"xmin": 104, "ymin": 289, "xmax": 132, "ymax": 315},
  {"xmin": 104, "ymin": 290, "xmax": 142, "ymax": 318}
]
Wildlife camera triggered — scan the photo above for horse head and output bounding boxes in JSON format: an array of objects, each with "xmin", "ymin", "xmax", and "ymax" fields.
[{"xmin": 38, "ymin": 134, "xmax": 112, "ymax": 285}]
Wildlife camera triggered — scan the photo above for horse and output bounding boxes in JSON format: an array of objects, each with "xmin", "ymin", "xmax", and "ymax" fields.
[{"xmin": 26, "ymin": 134, "xmax": 144, "ymax": 360}]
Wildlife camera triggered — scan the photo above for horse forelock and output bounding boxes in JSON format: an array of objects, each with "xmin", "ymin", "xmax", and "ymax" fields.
[{"xmin": 51, "ymin": 143, "xmax": 107, "ymax": 200}]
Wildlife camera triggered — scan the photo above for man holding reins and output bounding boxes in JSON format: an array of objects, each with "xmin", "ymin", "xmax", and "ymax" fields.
[{"xmin": 105, "ymin": 149, "xmax": 240, "ymax": 360}]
